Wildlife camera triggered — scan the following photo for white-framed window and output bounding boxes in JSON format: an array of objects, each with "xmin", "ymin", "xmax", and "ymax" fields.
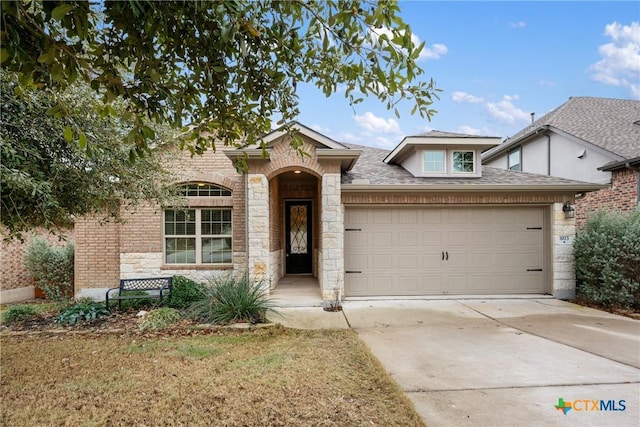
[
  {"xmin": 164, "ymin": 208, "xmax": 232, "ymax": 264},
  {"xmin": 452, "ymin": 150, "xmax": 475, "ymax": 173},
  {"xmin": 423, "ymin": 150, "xmax": 446, "ymax": 173},
  {"xmin": 508, "ymin": 148, "xmax": 521, "ymax": 171}
]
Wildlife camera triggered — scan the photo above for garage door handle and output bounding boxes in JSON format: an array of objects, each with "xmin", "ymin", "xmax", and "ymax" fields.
[
  {"xmin": 345, "ymin": 270, "xmax": 362, "ymax": 274},
  {"xmin": 527, "ymin": 268, "xmax": 543, "ymax": 272}
]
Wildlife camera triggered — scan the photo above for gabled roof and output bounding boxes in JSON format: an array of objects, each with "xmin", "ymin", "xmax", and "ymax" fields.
[
  {"xmin": 246, "ymin": 121, "xmax": 349, "ymax": 150},
  {"xmin": 384, "ymin": 130, "xmax": 501, "ymax": 164},
  {"xmin": 224, "ymin": 121, "xmax": 361, "ymax": 171},
  {"xmin": 483, "ymin": 97, "xmax": 640, "ymax": 161},
  {"xmin": 344, "ymin": 143, "xmax": 605, "ymax": 192}
]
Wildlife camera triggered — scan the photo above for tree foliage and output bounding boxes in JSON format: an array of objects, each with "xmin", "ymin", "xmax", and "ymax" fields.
[
  {"xmin": 1, "ymin": 0, "xmax": 439, "ymax": 154},
  {"xmin": 0, "ymin": 70, "xmax": 178, "ymax": 239}
]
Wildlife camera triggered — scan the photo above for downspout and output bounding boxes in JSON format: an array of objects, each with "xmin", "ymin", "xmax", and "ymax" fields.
[{"xmin": 547, "ymin": 134, "xmax": 551, "ymax": 176}]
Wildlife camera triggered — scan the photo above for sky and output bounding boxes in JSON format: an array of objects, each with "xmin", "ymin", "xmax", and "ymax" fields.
[{"xmin": 292, "ymin": 1, "xmax": 640, "ymax": 149}]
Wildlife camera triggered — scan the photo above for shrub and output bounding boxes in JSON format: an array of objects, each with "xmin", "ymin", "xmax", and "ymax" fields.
[
  {"xmin": 187, "ymin": 272, "xmax": 276, "ymax": 325},
  {"xmin": 1, "ymin": 304, "xmax": 40, "ymax": 324},
  {"xmin": 574, "ymin": 210, "xmax": 640, "ymax": 310},
  {"xmin": 139, "ymin": 307, "xmax": 182, "ymax": 331},
  {"xmin": 23, "ymin": 237, "xmax": 74, "ymax": 304},
  {"xmin": 57, "ymin": 299, "xmax": 110, "ymax": 325},
  {"xmin": 167, "ymin": 276, "xmax": 204, "ymax": 309}
]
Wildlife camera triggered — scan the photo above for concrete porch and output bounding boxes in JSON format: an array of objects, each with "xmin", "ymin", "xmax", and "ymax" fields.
[{"xmin": 270, "ymin": 275, "xmax": 324, "ymax": 307}]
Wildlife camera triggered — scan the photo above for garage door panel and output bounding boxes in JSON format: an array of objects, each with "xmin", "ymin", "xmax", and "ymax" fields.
[
  {"xmin": 397, "ymin": 231, "xmax": 418, "ymax": 246},
  {"xmin": 345, "ymin": 253, "xmax": 368, "ymax": 270},
  {"xmin": 422, "ymin": 230, "xmax": 442, "ymax": 245},
  {"xmin": 345, "ymin": 207, "xmax": 545, "ymax": 296},
  {"xmin": 422, "ymin": 210, "xmax": 443, "ymax": 224},
  {"xmin": 447, "ymin": 230, "xmax": 468, "ymax": 245},
  {"xmin": 372, "ymin": 231, "xmax": 393, "ymax": 246},
  {"xmin": 422, "ymin": 252, "xmax": 442, "ymax": 268},
  {"xmin": 398, "ymin": 254, "xmax": 419, "ymax": 269},
  {"xmin": 372, "ymin": 210, "xmax": 392, "ymax": 224}
]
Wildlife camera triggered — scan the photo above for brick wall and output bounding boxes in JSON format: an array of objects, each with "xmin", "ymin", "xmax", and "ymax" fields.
[
  {"xmin": 74, "ymin": 217, "xmax": 120, "ymax": 291},
  {"xmin": 74, "ymin": 146, "xmax": 247, "ymax": 294},
  {"xmin": 0, "ymin": 228, "xmax": 74, "ymax": 292},
  {"xmin": 576, "ymin": 168, "xmax": 639, "ymax": 229}
]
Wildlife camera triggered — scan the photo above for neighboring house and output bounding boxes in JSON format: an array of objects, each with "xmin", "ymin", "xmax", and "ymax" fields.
[
  {"xmin": 74, "ymin": 123, "xmax": 601, "ymax": 302},
  {"xmin": 482, "ymin": 97, "xmax": 640, "ymax": 228}
]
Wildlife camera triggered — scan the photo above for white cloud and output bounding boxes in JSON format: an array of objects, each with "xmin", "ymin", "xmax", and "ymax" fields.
[
  {"xmin": 457, "ymin": 125, "xmax": 484, "ymax": 135},
  {"xmin": 353, "ymin": 112, "xmax": 402, "ymax": 134},
  {"xmin": 452, "ymin": 91, "xmax": 485, "ymax": 104},
  {"xmin": 510, "ymin": 21, "xmax": 526, "ymax": 29},
  {"xmin": 421, "ymin": 43, "xmax": 448, "ymax": 60},
  {"xmin": 371, "ymin": 27, "xmax": 447, "ymax": 61},
  {"xmin": 485, "ymin": 95, "xmax": 530, "ymax": 125},
  {"xmin": 589, "ymin": 21, "xmax": 640, "ymax": 98}
]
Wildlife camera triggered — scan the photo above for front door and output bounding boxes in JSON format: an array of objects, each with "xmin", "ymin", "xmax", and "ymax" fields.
[{"xmin": 285, "ymin": 201, "xmax": 312, "ymax": 274}]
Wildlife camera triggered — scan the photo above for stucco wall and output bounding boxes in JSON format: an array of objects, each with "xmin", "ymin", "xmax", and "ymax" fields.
[{"xmin": 485, "ymin": 133, "xmax": 615, "ymax": 184}]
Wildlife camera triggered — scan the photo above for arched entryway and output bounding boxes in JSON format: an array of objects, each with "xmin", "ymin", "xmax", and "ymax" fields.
[{"xmin": 268, "ymin": 169, "xmax": 320, "ymax": 285}]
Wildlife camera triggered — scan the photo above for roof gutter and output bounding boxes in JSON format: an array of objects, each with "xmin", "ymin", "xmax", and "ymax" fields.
[
  {"xmin": 482, "ymin": 125, "xmax": 551, "ymax": 162},
  {"xmin": 598, "ymin": 156, "xmax": 640, "ymax": 172}
]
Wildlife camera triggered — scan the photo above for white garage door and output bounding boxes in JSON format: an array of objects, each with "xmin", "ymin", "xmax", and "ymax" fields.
[{"xmin": 344, "ymin": 207, "xmax": 545, "ymax": 296}]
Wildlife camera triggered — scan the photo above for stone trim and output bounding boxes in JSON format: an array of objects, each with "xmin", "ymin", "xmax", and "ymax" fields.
[{"xmin": 551, "ymin": 202, "xmax": 576, "ymax": 299}]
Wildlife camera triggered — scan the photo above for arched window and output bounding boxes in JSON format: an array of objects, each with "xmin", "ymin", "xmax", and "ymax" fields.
[
  {"xmin": 164, "ymin": 183, "xmax": 233, "ymax": 265},
  {"xmin": 178, "ymin": 183, "xmax": 231, "ymax": 197}
]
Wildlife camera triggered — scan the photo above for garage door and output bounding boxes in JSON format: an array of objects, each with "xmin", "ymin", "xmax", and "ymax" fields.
[{"xmin": 344, "ymin": 207, "xmax": 545, "ymax": 296}]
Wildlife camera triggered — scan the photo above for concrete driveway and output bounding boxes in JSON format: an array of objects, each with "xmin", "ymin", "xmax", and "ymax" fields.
[{"xmin": 343, "ymin": 299, "xmax": 640, "ymax": 427}]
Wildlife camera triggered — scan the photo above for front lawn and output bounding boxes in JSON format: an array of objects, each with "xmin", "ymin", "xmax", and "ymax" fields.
[{"xmin": 1, "ymin": 327, "xmax": 424, "ymax": 426}]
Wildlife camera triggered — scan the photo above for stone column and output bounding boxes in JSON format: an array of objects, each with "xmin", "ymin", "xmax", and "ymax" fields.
[
  {"xmin": 552, "ymin": 202, "xmax": 576, "ymax": 299},
  {"xmin": 320, "ymin": 173, "xmax": 344, "ymax": 301},
  {"xmin": 247, "ymin": 174, "xmax": 270, "ymax": 289}
]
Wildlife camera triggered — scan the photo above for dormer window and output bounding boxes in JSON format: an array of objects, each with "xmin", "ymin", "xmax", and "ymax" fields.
[
  {"xmin": 452, "ymin": 151, "xmax": 475, "ymax": 173},
  {"xmin": 384, "ymin": 131, "xmax": 501, "ymax": 179},
  {"xmin": 423, "ymin": 150, "xmax": 446, "ymax": 173}
]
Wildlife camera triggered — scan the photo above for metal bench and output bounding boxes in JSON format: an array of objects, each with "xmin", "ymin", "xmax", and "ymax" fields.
[{"xmin": 106, "ymin": 277, "xmax": 172, "ymax": 310}]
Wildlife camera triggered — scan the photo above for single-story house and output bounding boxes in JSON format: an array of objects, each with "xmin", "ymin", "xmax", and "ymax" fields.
[
  {"xmin": 75, "ymin": 123, "xmax": 603, "ymax": 302},
  {"xmin": 482, "ymin": 97, "xmax": 640, "ymax": 228}
]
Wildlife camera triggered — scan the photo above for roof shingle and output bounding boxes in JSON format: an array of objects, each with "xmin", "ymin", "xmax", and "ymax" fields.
[
  {"xmin": 487, "ymin": 97, "xmax": 640, "ymax": 159},
  {"xmin": 343, "ymin": 143, "xmax": 600, "ymax": 188}
]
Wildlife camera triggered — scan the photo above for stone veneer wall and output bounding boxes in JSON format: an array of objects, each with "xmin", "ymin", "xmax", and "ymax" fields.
[
  {"xmin": 552, "ymin": 202, "xmax": 576, "ymax": 299},
  {"xmin": 576, "ymin": 168, "xmax": 639, "ymax": 229},
  {"xmin": 320, "ymin": 173, "xmax": 344, "ymax": 300},
  {"xmin": 247, "ymin": 174, "xmax": 270, "ymax": 287}
]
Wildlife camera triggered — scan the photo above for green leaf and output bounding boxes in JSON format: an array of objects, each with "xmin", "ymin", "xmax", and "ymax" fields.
[
  {"xmin": 0, "ymin": 48, "xmax": 10, "ymax": 65},
  {"xmin": 52, "ymin": 4, "xmax": 74, "ymax": 21},
  {"xmin": 78, "ymin": 132, "xmax": 87, "ymax": 149},
  {"xmin": 37, "ymin": 50, "xmax": 56, "ymax": 64},
  {"xmin": 64, "ymin": 125, "xmax": 73, "ymax": 142}
]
